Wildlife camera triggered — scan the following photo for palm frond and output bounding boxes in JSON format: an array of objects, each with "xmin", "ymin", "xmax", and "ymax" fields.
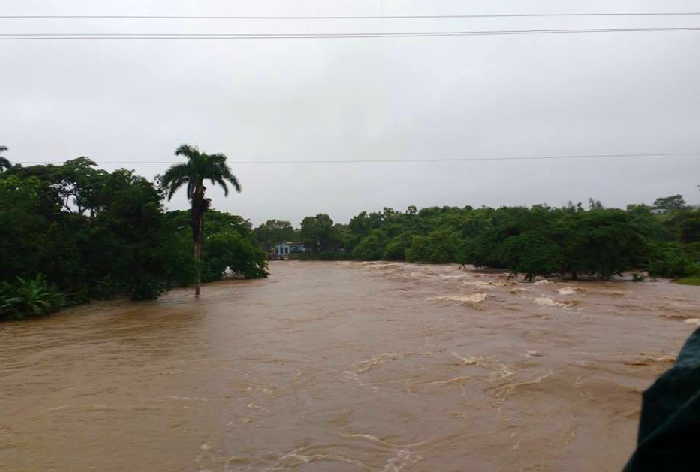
[
  {"xmin": 226, "ymin": 174, "xmax": 242, "ymax": 193},
  {"xmin": 160, "ymin": 163, "xmax": 191, "ymax": 200},
  {"xmin": 161, "ymin": 144, "xmax": 242, "ymax": 200},
  {"xmin": 174, "ymin": 144, "xmax": 201, "ymax": 160},
  {"xmin": 210, "ymin": 175, "xmax": 230, "ymax": 196},
  {"xmin": 218, "ymin": 164, "xmax": 242, "ymax": 192}
]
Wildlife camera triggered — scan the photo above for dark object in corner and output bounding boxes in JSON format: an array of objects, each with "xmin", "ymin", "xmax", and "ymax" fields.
[{"xmin": 624, "ymin": 327, "xmax": 700, "ymax": 471}]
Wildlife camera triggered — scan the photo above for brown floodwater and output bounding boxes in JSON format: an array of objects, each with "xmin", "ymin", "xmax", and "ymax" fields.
[{"xmin": 1, "ymin": 261, "xmax": 699, "ymax": 471}]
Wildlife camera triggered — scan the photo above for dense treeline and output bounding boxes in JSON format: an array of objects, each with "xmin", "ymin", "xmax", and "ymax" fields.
[
  {"xmin": 255, "ymin": 196, "xmax": 700, "ymax": 281},
  {"xmin": 0, "ymin": 154, "xmax": 266, "ymax": 321}
]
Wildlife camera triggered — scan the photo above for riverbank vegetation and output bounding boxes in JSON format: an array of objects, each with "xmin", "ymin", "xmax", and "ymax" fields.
[
  {"xmin": 2, "ymin": 141, "xmax": 696, "ymax": 320},
  {"xmin": 0, "ymin": 147, "xmax": 267, "ymax": 321},
  {"xmin": 676, "ymin": 276, "xmax": 700, "ymax": 286},
  {"xmin": 257, "ymin": 196, "xmax": 700, "ymax": 282}
]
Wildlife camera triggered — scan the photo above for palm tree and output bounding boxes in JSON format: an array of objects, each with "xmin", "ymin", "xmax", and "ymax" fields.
[
  {"xmin": 0, "ymin": 146, "xmax": 10, "ymax": 171},
  {"xmin": 160, "ymin": 145, "xmax": 241, "ymax": 297}
]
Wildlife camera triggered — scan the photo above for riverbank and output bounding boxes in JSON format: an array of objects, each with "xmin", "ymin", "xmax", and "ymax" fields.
[{"xmin": 676, "ymin": 275, "xmax": 700, "ymax": 286}]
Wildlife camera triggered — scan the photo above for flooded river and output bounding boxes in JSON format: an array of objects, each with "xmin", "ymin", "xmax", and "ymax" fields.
[{"xmin": 1, "ymin": 261, "xmax": 699, "ymax": 471}]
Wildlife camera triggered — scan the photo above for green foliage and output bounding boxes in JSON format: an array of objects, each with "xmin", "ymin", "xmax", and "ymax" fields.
[
  {"xmin": 1, "ymin": 164, "xmax": 173, "ymax": 301},
  {"xmin": 383, "ymin": 233, "xmax": 414, "ymax": 261},
  {"xmin": 653, "ymin": 194, "xmax": 687, "ymax": 212},
  {"xmin": 648, "ymin": 243, "xmax": 699, "ymax": 278},
  {"xmin": 254, "ymin": 219, "xmax": 297, "ymax": 250},
  {"xmin": 559, "ymin": 210, "xmax": 648, "ymax": 279},
  {"xmin": 1, "ymin": 155, "xmax": 267, "ymax": 320},
  {"xmin": 0, "ymin": 175, "xmax": 47, "ymax": 281},
  {"xmin": 675, "ymin": 276, "xmax": 700, "ymax": 286},
  {"xmin": 0, "ymin": 275, "xmax": 64, "ymax": 321},
  {"xmin": 406, "ymin": 230, "xmax": 460, "ymax": 264},
  {"xmin": 159, "ymin": 144, "xmax": 241, "ymax": 200},
  {"xmin": 202, "ymin": 231, "xmax": 269, "ymax": 281},
  {"xmin": 165, "ymin": 210, "xmax": 268, "ymax": 285},
  {"xmin": 292, "ymin": 195, "xmax": 699, "ymax": 281},
  {"xmin": 129, "ymin": 278, "xmax": 168, "ymax": 301},
  {"xmin": 500, "ymin": 233, "xmax": 562, "ymax": 281},
  {"xmin": 680, "ymin": 213, "xmax": 700, "ymax": 243},
  {"xmin": 352, "ymin": 230, "xmax": 387, "ymax": 260},
  {"xmin": 301, "ymin": 214, "xmax": 342, "ymax": 253}
]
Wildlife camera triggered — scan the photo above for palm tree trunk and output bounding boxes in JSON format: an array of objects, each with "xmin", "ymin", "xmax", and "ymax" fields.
[
  {"xmin": 192, "ymin": 192, "xmax": 203, "ymax": 298},
  {"xmin": 191, "ymin": 182, "xmax": 210, "ymax": 298},
  {"xmin": 196, "ymin": 211, "xmax": 204, "ymax": 297},
  {"xmin": 194, "ymin": 238, "xmax": 201, "ymax": 297}
]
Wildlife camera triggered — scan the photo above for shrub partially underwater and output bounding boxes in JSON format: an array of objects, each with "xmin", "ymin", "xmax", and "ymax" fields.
[{"xmin": 0, "ymin": 275, "xmax": 65, "ymax": 321}]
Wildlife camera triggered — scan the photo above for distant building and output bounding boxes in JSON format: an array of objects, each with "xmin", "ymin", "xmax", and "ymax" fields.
[{"xmin": 273, "ymin": 242, "xmax": 306, "ymax": 259}]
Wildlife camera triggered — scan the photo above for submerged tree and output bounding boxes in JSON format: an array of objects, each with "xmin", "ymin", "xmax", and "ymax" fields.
[
  {"xmin": 160, "ymin": 145, "xmax": 241, "ymax": 297},
  {"xmin": 0, "ymin": 146, "xmax": 10, "ymax": 171}
]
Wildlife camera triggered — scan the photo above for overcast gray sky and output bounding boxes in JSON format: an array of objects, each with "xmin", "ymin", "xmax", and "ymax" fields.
[{"xmin": 2, "ymin": 0, "xmax": 699, "ymax": 225}]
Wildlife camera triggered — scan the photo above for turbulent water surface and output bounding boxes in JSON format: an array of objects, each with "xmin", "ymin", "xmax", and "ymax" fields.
[{"xmin": 1, "ymin": 261, "xmax": 699, "ymax": 471}]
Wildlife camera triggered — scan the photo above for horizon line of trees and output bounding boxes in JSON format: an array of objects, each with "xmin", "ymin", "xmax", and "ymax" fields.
[
  {"xmin": 254, "ymin": 194, "xmax": 700, "ymax": 281},
  {"xmin": 2, "ymin": 142, "xmax": 698, "ymax": 319}
]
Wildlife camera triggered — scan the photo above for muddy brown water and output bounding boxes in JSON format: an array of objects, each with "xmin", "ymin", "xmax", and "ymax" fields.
[{"xmin": 1, "ymin": 261, "xmax": 699, "ymax": 472}]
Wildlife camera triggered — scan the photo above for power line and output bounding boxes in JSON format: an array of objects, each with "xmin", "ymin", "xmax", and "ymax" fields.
[
  {"xmin": 14, "ymin": 152, "xmax": 700, "ymax": 166},
  {"xmin": 2, "ymin": 12, "xmax": 700, "ymax": 20},
  {"xmin": 3, "ymin": 26, "xmax": 700, "ymax": 40}
]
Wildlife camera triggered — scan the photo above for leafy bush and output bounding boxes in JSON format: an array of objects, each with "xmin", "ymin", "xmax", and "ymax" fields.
[
  {"xmin": 676, "ymin": 276, "xmax": 700, "ymax": 286},
  {"xmin": 499, "ymin": 233, "xmax": 563, "ymax": 281},
  {"xmin": 685, "ymin": 242, "xmax": 700, "ymax": 262},
  {"xmin": 383, "ymin": 233, "xmax": 414, "ymax": 261},
  {"xmin": 202, "ymin": 231, "xmax": 268, "ymax": 281},
  {"xmin": 0, "ymin": 275, "xmax": 65, "ymax": 321},
  {"xmin": 352, "ymin": 230, "xmax": 387, "ymax": 260},
  {"xmin": 129, "ymin": 277, "xmax": 168, "ymax": 301},
  {"xmin": 648, "ymin": 243, "xmax": 699, "ymax": 278},
  {"xmin": 406, "ymin": 231, "xmax": 460, "ymax": 263}
]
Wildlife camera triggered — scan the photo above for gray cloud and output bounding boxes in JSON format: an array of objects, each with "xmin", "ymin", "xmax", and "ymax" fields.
[{"xmin": 2, "ymin": 0, "xmax": 699, "ymax": 225}]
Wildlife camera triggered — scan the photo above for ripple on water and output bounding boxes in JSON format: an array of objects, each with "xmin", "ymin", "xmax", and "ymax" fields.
[{"xmin": 428, "ymin": 293, "xmax": 488, "ymax": 306}]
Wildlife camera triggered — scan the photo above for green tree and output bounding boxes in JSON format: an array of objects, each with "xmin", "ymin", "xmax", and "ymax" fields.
[
  {"xmin": 500, "ymin": 233, "xmax": 562, "ymax": 281},
  {"xmin": 648, "ymin": 242, "xmax": 698, "ymax": 278},
  {"xmin": 588, "ymin": 198, "xmax": 604, "ymax": 210},
  {"xmin": 90, "ymin": 169, "xmax": 172, "ymax": 300},
  {"xmin": 202, "ymin": 231, "xmax": 268, "ymax": 281},
  {"xmin": 254, "ymin": 219, "xmax": 297, "ymax": 250},
  {"xmin": 160, "ymin": 145, "xmax": 241, "ymax": 297},
  {"xmin": 164, "ymin": 209, "xmax": 267, "ymax": 285},
  {"xmin": 654, "ymin": 194, "xmax": 687, "ymax": 212},
  {"xmin": 0, "ymin": 175, "xmax": 47, "ymax": 281},
  {"xmin": 560, "ymin": 210, "xmax": 647, "ymax": 279},
  {"xmin": 406, "ymin": 230, "xmax": 461, "ymax": 263},
  {"xmin": 301, "ymin": 214, "xmax": 337, "ymax": 253},
  {"xmin": 53, "ymin": 157, "xmax": 108, "ymax": 216},
  {"xmin": 352, "ymin": 229, "xmax": 387, "ymax": 260},
  {"xmin": 681, "ymin": 214, "xmax": 700, "ymax": 243},
  {"xmin": 383, "ymin": 232, "xmax": 415, "ymax": 260}
]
